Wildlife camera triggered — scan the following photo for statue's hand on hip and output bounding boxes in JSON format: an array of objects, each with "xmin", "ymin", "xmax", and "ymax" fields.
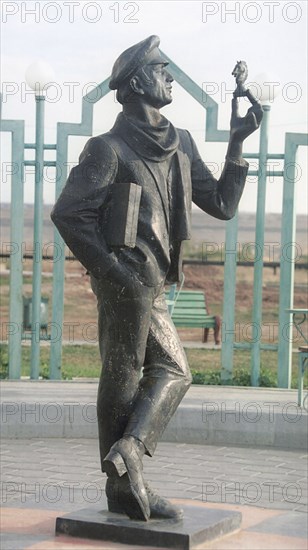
[{"xmin": 105, "ymin": 259, "xmax": 143, "ymax": 289}]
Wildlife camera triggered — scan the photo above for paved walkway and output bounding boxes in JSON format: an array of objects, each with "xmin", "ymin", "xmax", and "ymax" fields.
[
  {"xmin": 1, "ymin": 380, "xmax": 307, "ymax": 548},
  {"xmin": 1, "ymin": 439, "xmax": 307, "ymax": 549}
]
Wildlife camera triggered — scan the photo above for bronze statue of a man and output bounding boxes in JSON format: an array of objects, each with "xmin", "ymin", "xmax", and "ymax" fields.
[{"xmin": 51, "ymin": 36, "xmax": 262, "ymax": 522}]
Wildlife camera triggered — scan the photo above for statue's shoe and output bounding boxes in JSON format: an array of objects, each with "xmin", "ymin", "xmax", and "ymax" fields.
[
  {"xmin": 146, "ymin": 483, "xmax": 184, "ymax": 520},
  {"xmin": 102, "ymin": 438, "xmax": 150, "ymax": 521},
  {"xmin": 106, "ymin": 478, "xmax": 183, "ymax": 520}
]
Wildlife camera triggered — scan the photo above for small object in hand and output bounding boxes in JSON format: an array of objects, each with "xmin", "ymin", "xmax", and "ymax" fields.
[{"xmin": 232, "ymin": 60, "xmax": 248, "ymax": 97}]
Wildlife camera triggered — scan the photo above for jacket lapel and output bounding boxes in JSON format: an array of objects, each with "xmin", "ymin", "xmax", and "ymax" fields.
[
  {"xmin": 174, "ymin": 149, "xmax": 192, "ymax": 240},
  {"xmin": 140, "ymin": 158, "xmax": 170, "ymax": 232}
]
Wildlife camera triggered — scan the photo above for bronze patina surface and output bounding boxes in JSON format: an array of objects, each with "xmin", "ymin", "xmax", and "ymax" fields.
[{"xmin": 51, "ymin": 35, "xmax": 262, "ymax": 522}]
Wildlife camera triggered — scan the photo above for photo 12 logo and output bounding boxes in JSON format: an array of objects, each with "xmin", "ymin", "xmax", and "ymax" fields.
[{"xmin": 1, "ymin": 2, "xmax": 140, "ymax": 24}]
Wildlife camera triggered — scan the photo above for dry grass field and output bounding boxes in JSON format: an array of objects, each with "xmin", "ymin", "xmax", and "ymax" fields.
[
  {"xmin": 1, "ymin": 257, "xmax": 307, "ymax": 345},
  {"xmin": 0, "ymin": 258, "xmax": 307, "ymax": 386}
]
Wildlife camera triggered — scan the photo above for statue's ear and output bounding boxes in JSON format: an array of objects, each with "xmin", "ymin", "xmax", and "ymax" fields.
[{"xmin": 130, "ymin": 76, "xmax": 144, "ymax": 95}]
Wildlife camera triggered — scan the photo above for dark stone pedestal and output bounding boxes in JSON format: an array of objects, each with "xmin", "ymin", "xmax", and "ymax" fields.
[{"xmin": 56, "ymin": 504, "xmax": 241, "ymax": 549}]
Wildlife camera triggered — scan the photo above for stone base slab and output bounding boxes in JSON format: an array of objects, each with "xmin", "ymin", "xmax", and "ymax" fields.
[{"xmin": 55, "ymin": 503, "xmax": 242, "ymax": 549}]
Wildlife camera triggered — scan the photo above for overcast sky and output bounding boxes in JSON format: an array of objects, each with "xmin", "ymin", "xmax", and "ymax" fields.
[{"xmin": 1, "ymin": 0, "xmax": 307, "ymax": 214}]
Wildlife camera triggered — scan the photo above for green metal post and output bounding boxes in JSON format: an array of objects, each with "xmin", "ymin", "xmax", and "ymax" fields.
[
  {"xmin": 277, "ymin": 133, "xmax": 308, "ymax": 387},
  {"xmin": 0, "ymin": 97, "xmax": 25, "ymax": 378},
  {"xmin": 8, "ymin": 126, "xmax": 25, "ymax": 378},
  {"xmin": 250, "ymin": 105, "xmax": 270, "ymax": 386},
  {"xmin": 49, "ymin": 234, "xmax": 65, "ymax": 379},
  {"xmin": 5, "ymin": 125, "xmax": 25, "ymax": 378},
  {"xmin": 30, "ymin": 95, "xmax": 45, "ymax": 379},
  {"xmin": 277, "ymin": 135, "xmax": 297, "ymax": 388},
  {"xmin": 49, "ymin": 129, "xmax": 68, "ymax": 379},
  {"xmin": 221, "ymin": 212, "xmax": 239, "ymax": 382}
]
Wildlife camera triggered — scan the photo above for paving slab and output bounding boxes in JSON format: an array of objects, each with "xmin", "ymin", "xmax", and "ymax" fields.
[
  {"xmin": 246, "ymin": 510, "xmax": 307, "ymax": 538},
  {"xmin": 1, "ymin": 439, "xmax": 307, "ymax": 513}
]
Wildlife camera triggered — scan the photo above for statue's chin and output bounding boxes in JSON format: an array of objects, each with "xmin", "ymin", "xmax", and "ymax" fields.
[
  {"xmin": 147, "ymin": 94, "xmax": 173, "ymax": 109},
  {"xmin": 160, "ymin": 96, "xmax": 173, "ymax": 108}
]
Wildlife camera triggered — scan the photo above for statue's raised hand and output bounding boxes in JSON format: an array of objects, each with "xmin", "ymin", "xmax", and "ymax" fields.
[{"xmin": 230, "ymin": 95, "xmax": 263, "ymax": 143}]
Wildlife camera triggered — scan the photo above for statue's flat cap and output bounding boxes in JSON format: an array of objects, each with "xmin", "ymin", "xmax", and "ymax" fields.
[{"xmin": 109, "ymin": 35, "xmax": 167, "ymax": 90}]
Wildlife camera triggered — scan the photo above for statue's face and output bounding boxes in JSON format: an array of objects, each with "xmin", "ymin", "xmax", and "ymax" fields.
[{"xmin": 136, "ymin": 63, "xmax": 173, "ymax": 108}]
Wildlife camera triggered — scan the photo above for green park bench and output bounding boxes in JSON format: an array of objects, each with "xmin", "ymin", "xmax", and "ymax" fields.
[{"xmin": 166, "ymin": 287, "xmax": 221, "ymax": 345}]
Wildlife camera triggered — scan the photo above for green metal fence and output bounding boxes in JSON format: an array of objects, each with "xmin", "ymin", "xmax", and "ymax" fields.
[{"xmin": 1, "ymin": 53, "xmax": 307, "ymax": 386}]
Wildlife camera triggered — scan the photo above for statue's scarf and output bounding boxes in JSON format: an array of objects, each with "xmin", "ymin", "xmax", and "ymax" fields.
[{"xmin": 113, "ymin": 112, "xmax": 179, "ymax": 162}]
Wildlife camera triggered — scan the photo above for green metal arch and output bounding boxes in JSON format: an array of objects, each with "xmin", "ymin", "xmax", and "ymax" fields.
[{"xmin": 1, "ymin": 58, "xmax": 307, "ymax": 387}]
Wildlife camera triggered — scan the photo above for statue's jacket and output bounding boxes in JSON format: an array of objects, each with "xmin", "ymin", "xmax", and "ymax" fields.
[{"xmin": 51, "ymin": 113, "xmax": 249, "ymax": 287}]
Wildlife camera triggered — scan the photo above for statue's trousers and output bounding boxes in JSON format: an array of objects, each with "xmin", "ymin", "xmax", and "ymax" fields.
[{"xmin": 91, "ymin": 273, "xmax": 192, "ymax": 463}]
